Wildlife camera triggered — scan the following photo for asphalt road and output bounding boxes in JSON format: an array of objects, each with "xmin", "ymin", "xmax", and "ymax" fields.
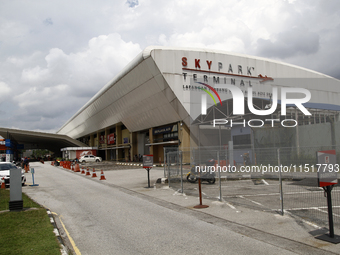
[{"xmin": 22, "ymin": 163, "xmax": 301, "ymax": 255}]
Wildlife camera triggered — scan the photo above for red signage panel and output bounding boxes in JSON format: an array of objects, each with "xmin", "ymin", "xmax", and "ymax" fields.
[{"xmin": 107, "ymin": 133, "xmax": 115, "ymax": 145}]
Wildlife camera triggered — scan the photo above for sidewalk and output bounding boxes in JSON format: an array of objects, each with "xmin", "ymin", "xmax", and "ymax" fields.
[{"xmin": 29, "ymin": 163, "xmax": 340, "ymax": 254}]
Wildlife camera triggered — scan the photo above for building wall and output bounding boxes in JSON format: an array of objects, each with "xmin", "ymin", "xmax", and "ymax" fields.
[{"xmin": 58, "ymin": 47, "xmax": 340, "ymax": 162}]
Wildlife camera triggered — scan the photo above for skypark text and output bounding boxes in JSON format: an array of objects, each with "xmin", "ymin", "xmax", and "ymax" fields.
[{"xmin": 213, "ymin": 118, "xmax": 297, "ymax": 128}]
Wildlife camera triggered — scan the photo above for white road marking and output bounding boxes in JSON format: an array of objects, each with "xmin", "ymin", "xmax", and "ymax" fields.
[
  {"xmin": 285, "ymin": 211, "xmax": 322, "ymax": 229},
  {"xmin": 239, "ymin": 195, "xmax": 263, "ymax": 206},
  {"xmin": 261, "ymin": 179, "xmax": 269, "ymax": 185},
  {"xmin": 314, "ymin": 207, "xmax": 340, "ymax": 218}
]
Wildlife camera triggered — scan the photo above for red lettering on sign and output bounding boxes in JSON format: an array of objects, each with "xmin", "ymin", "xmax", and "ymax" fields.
[
  {"xmin": 207, "ymin": 60, "xmax": 212, "ymax": 70},
  {"xmin": 182, "ymin": 57, "xmax": 187, "ymax": 67},
  {"xmin": 195, "ymin": 59, "xmax": 201, "ymax": 68}
]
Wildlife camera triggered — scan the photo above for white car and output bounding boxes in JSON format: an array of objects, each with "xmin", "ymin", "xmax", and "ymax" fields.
[
  {"xmin": 79, "ymin": 155, "xmax": 102, "ymax": 163},
  {"xmin": 0, "ymin": 162, "xmax": 26, "ymax": 187}
]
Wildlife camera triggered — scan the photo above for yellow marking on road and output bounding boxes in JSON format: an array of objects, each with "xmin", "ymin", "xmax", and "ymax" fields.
[{"xmin": 53, "ymin": 212, "xmax": 81, "ymax": 255}]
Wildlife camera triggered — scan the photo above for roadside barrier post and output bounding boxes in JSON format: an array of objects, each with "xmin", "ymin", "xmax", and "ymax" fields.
[
  {"xmin": 180, "ymin": 151, "xmax": 183, "ymax": 194},
  {"xmin": 278, "ymin": 148, "xmax": 284, "ymax": 216},
  {"xmin": 194, "ymin": 176, "xmax": 209, "ymax": 209},
  {"xmin": 218, "ymin": 151, "xmax": 222, "ymax": 201},
  {"xmin": 167, "ymin": 153, "xmax": 170, "ymax": 188},
  {"xmin": 315, "ymin": 149, "xmax": 340, "ymax": 243},
  {"xmin": 29, "ymin": 168, "xmax": 39, "ymax": 187},
  {"xmin": 143, "ymin": 155, "xmax": 153, "ymax": 188}
]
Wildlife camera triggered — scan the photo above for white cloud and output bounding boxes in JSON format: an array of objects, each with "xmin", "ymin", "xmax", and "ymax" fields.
[
  {"xmin": 0, "ymin": 0, "xmax": 340, "ymax": 131},
  {"xmin": 0, "ymin": 82, "xmax": 11, "ymax": 103},
  {"xmin": 2, "ymin": 32, "xmax": 141, "ymax": 130}
]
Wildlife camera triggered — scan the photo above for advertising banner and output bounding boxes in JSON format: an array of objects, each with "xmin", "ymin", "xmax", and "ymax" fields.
[
  {"xmin": 107, "ymin": 133, "xmax": 115, "ymax": 145},
  {"xmin": 99, "ymin": 135, "xmax": 105, "ymax": 144},
  {"xmin": 76, "ymin": 150, "xmax": 97, "ymax": 159}
]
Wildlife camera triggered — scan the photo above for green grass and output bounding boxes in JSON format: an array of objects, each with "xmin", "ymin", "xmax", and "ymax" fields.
[
  {"xmin": 0, "ymin": 189, "xmax": 61, "ymax": 255},
  {"xmin": 0, "ymin": 189, "xmax": 41, "ymax": 211}
]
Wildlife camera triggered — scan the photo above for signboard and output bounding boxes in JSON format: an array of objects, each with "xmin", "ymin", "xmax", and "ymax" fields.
[
  {"xmin": 99, "ymin": 135, "xmax": 105, "ymax": 144},
  {"xmin": 123, "ymin": 137, "xmax": 129, "ymax": 144},
  {"xmin": 153, "ymin": 124, "xmax": 178, "ymax": 135},
  {"xmin": 76, "ymin": 150, "xmax": 97, "ymax": 159},
  {"xmin": 143, "ymin": 155, "xmax": 153, "ymax": 168},
  {"xmin": 5, "ymin": 139, "xmax": 12, "ymax": 148},
  {"xmin": 317, "ymin": 150, "xmax": 338, "ymax": 187},
  {"xmin": 6, "ymin": 154, "xmax": 12, "ymax": 162},
  {"xmin": 107, "ymin": 133, "xmax": 115, "ymax": 145}
]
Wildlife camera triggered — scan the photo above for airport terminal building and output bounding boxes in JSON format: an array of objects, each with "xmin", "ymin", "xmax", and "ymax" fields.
[{"xmin": 57, "ymin": 46, "xmax": 340, "ymax": 163}]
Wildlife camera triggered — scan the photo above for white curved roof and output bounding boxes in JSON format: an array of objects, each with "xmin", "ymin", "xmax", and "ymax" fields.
[{"xmin": 57, "ymin": 46, "xmax": 340, "ymax": 139}]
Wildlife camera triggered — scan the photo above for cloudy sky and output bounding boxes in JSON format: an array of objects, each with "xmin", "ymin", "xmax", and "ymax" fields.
[{"xmin": 1, "ymin": 0, "xmax": 339, "ymax": 133}]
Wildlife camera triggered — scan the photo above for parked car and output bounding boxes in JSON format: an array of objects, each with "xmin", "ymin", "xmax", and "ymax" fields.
[
  {"xmin": 79, "ymin": 155, "xmax": 102, "ymax": 163},
  {"xmin": 0, "ymin": 162, "xmax": 26, "ymax": 186}
]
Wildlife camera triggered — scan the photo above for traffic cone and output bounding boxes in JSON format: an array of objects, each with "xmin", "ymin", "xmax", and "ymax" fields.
[
  {"xmin": 100, "ymin": 170, "xmax": 106, "ymax": 180},
  {"xmin": 92, "ymin": 168, "xmax": 97, "ymax": 178},
  {"xmin": 1, "ymin": 178, "xmax": 5, "ymax": 189},
  {"xmin": 86, "ymin": 168, "xmax": 91, "ymax": 176},
  {"xmin": 74, "ymin": 164, "xmax": 80, "ymax": 172},
  {"xmin": 81, "ymin": 167, "xmax": 85, "ymax": 174}
]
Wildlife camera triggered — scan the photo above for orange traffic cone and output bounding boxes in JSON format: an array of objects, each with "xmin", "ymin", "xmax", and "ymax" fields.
[
  {"xmin": 81, "ymin": 167, "xmax": 85, "ymax": 174},
  {"xmin": 1, "ymin": 178, "xmax": 5, "ymax": 189},
  {"xmin": 74, "ymin": 164, "xmax": 80, "ymax": 172},
  {"xmin": 86, "ymin": 168, "xmax": 91, "ymax": 176},
  {"xmin": 92, "ymin": 168, "xmax": 97, "ymax": 178},
  {"xmin": 100, "ymin": 170, "xmax": 106, "ymax": 180}
]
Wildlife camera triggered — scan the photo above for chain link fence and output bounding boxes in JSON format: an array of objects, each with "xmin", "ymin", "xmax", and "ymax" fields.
[{"xmin": 164, "ymin": 146, "xmax": 340, "ymax": 231}]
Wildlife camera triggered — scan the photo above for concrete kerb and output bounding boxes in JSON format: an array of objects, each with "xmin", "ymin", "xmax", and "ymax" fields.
[
  {"xmin": 46, "ymin": 209, "xmax": 69, "ymax": 255},
  {"xmin": 46, "ymin": 162, "xmax": 340, "ymax": 254},
  {"xmin": 0, "ymin": 207, "xmax": 69, "ymax": 254}
]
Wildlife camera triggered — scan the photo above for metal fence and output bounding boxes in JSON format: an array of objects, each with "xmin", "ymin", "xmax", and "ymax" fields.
[{"xmin": 164, "ymin": 146, "xmax": 340, "ymax": 231}]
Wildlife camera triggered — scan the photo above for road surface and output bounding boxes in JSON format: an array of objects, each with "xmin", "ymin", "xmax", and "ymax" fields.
[{"xmin": 22, "ymin": 163, "xmax": 318, "ymax": 255}]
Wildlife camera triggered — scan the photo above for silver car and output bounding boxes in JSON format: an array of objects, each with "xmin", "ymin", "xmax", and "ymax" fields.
[
  {"xmin": 0, "ymin": 162, "xmax": 26, "ymax": 187},
  {"xmin": 79, "ymin": 155, "xmax": 102, "ymax": 163}
]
